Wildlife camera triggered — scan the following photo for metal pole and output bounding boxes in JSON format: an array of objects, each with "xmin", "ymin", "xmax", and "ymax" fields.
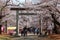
[
  {"xmin": 15, "ymin": 10, "xmax": 19, "ymax": 36},
  {"xmin": 5, "ymin": 21, "xmax": 7, "ymax": 33},
  {"xmin": 40, "ymin": 13, "xmax": 43, "ymax": 34}
]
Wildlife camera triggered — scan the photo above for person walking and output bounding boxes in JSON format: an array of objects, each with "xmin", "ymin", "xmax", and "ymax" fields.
[
  {"xmin": 32, "ymin": 27, "xmax": 36, "ymax": 35},
  {"xmin": 23, "ymin": 26, "xmax": 27, "ymax": 36},
  {"xmin": 35, "ymin": 28, "xmax": 39, "ymax": 35}
]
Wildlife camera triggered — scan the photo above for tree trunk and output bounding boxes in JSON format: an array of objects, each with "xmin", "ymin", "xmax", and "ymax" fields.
[
  {"xmin": 51, "ymin": 14, "xmax": 60, "ymax": 34},
  {"xmin": 0, "ymin": 25, "xmax": 2, "ymax": 34}
]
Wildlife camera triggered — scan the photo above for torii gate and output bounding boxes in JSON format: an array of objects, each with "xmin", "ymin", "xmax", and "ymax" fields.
[{"xmin": 10, "ymin": 7, "xmax": 37, "ymax": 36}]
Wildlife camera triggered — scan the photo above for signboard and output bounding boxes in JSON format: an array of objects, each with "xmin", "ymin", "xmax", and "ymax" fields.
[
  {"xmin": 7, "ymin": 27, "xmax": 16, "ymax": 34},
  {"xmin": 7, "ymin": 27, "xmax": 16, "ymax": 30}
]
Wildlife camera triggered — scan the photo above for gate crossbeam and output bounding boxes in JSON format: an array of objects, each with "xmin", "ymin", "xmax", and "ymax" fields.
[{"xmin": 18, "ymin": 13, "xmax": 37, "ymax": 15}]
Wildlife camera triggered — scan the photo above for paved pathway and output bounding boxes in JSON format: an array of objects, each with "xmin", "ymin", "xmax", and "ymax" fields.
[{"xmin": 11, "ymin": 36, "xmax": 52, "ymax": 40}]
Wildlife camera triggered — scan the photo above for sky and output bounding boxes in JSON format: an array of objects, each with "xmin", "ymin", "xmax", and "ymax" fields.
[
  {"xmin": 12, "ymin": 0, "xmax": 40, "ymax": 4},
  {"xmin": 1, "ymin": 0, "xmax": 40, "ymax": 4}
]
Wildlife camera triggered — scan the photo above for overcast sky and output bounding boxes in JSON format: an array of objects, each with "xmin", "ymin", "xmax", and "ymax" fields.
[{"xmin": 12, "ymin": 0, "xmax": 41, "ymax": 4}]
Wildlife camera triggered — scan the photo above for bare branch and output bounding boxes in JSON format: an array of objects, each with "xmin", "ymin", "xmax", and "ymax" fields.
[{"xmin": 1, "ymin": 0, "xmax": 10, "ymax": 11}]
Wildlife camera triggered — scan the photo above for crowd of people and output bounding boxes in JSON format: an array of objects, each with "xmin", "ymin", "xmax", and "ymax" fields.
[
  {"xmin": 20, "ymin": 24, "xmax": 55, "ymax": 36},
  {"xmin": 21, "ymin": 26, "xmax": 40, "ymax": 36}
]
